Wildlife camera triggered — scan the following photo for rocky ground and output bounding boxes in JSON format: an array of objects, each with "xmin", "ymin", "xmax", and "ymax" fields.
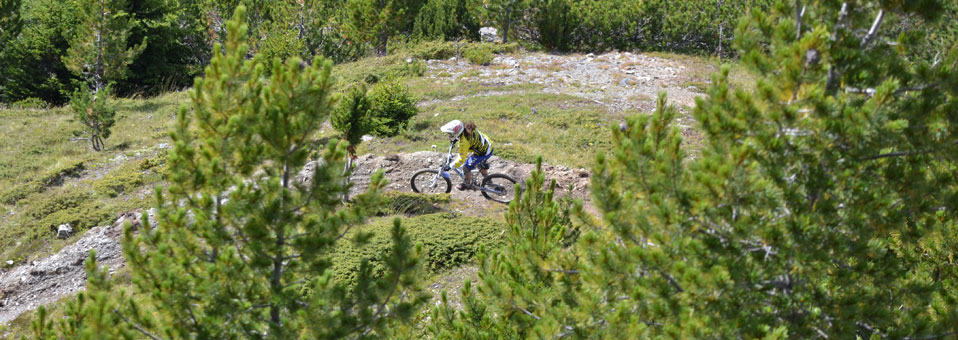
[
  {"xmin": 347, "ymin": 151, "xmax": 593, "ymax": 214},
  {"xmin": 1, "ymin": 50, "xmax": 712, "ymax": 330},
  {"xmin": 425, "ymin": 51, "xmax": 711, "ymax": 119},
  {"xmin": 0, "ymin": 224, "xmax": 125, "ymax": 325}
]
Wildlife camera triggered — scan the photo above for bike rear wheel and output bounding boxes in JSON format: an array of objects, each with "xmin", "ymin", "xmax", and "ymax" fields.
[
  {"xmin": 411, "ymin": 169, "xmax": 452, "ymax": 194},
  {"xmin": 480, "ymin": 174, "xmax": 519, "ymax": 203}
]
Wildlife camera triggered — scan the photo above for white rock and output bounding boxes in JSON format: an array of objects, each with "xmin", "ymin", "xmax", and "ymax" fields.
[
  {"xmin": 4, "ymin": 260, "xmax": 13, "ymax": 266},
  {"xmin": 479, "ymin": 27, "xmax": 499, "ymax": 43},
  {"xmin": 56, "ymin": 223, "xmax": 74, "ymax": 239}
]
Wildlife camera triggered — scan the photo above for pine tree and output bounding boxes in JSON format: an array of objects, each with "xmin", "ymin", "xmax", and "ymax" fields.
[
  {"xmin": 0, "ymin": 0, "xmax": 22, "ymax": 103},
  {"xmin": 347, "ymin": 0, "xmax": 426, "ymax": 55},
  {"xmin": 38, "ymin": 6, "xmax": 428, "ymax": 339},
  {"xmin": 63, "ymin": 0, "xmax": 145, "ymax": 151},
  {"xmin": 485, "ymin": 0, "xmax": 526, "ymax": 43},
  {"xmin": 333, "ymin": 84, "xmax": 374, "ymax": 159},
  {"xmin": 63, "ymin": 0, "xmax": 145, "ymax": 94},
  {"xmin": 430, "ymin": 0, "xmax": 957, "ymax": 337},
  {"xmin": 0, "ymin": 0, "xmax": 20, "ymax": 49}
]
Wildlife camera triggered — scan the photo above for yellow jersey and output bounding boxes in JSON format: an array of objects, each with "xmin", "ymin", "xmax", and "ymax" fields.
[{"xmin": 454, "ymin": 130, "xmax": 493, "ymax": 168}]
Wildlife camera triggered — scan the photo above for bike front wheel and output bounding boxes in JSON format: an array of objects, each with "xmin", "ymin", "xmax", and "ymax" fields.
[
  {"xmin": 411, "ymin": 169, "xmax": 452, "ymax": 194},
  {"xmin": 480, "ymin": 174, "xmax": 519, "ymax": 203}
]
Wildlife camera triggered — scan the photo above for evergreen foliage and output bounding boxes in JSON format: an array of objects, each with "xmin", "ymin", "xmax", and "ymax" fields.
[
  {"xmin": 0, "ymin": 0, "xmax": 80, "ymax": 104},
  {"xmin": 485, "ymin": 0, "xmax": 525, "ymax": 43},
  {"xmin": 36, "ymin": 6, "xmax": 428, "ymax": 338},
  {"xmin": 366, "ymin": 78, "xmax": 418, "ymax": 137},
  {"xmin": 531, "ymin": 0, "xmax": 575, "ymax": 51},
  {"xmin": 333, "ymin": 84, "xmax": 374, "ymax": 158},
  {"xmin": 429, "ymin": 0, "xmax": 958, "ymax": 338},
  {"xmin": 68, "ymin": 84, "xmax": 116, "ymax": 152},
  {"xmin": 0, "ymin": 0, "xmax": 21, "ymax": 50},
  {"xmin": 63, "ymin": 0, "xmax": 145, "ymax": 94},
  {"xmin": 411, "ymin": 0, "xmax": 480, "ymax": 41},
  {"xmin": 347, "ymin": 0, "xmax": 427, "ymax": 55}
]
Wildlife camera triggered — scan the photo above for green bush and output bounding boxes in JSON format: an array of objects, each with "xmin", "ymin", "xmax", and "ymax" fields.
[
  {"xmin": 463, "ymin": 44, "xmax": 494, "ymax": 65},
  {"xmin": 412, "ymin": 0, "xmax": 481, "ymax": 41},
  {"xmin": 331, "ymin": 213, "xmax": 506, "ymax": 287},
  {"xmin": 377, "ymin": 192, "xmax": 451, "ymax": 216},
  {"xmin": 367, "ymin": 79, "xmax": 419, "ymax": 137},
  {"xmin": 534, "ymin": 0, "xmax": 576, "ymax": 51},
  {"xmin": 10, "ymin": 97, "xmax": 49, "ymax": 109}
]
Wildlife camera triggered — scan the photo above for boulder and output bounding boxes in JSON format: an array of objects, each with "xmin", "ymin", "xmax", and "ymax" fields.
[
  {"xmin": 480, "ymin": 27, "xmax": 499, "ymax": 43},
  {"xmin": 113, "ymin": 211, "xmax": 142, "ymax": 231},
  {"xmin": 56, "ymin": 224, "xmax": 74, "ymax": 239}
]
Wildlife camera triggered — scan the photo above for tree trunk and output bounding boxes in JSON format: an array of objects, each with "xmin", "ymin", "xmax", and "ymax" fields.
[
  {"xmin": 501, "ymin": 9, "xmax": 511, "ymax": 44},
  {"xmin": 376, "ymin": 29, "xmax": 388, "ymax": 56}
]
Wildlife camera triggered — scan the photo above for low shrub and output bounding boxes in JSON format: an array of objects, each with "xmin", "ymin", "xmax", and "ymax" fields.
[
  {"xmin": 0, "ymin": 160, "xmax": 86, "ymax": 204},
  {"xmin": 331, "ymin": 213, "xmax": 506, "ymax": 287},
  {"xmin": 367, "ymin": 79, "xmax": 419, "ymax": 137},
  {"xmin": 405, "ymin": 40, "xmax": 459, "ymax": 60},
  {"xmin": 377, "ymin": 192, "xmax": 450, "ymax": 216},
  {"xmin": 10, "ymin": 97, "xmax": 49, "ymax": 109},
  {"xmin": 463, "ymin": 44, "xmax": 494, "ymax": 65}
]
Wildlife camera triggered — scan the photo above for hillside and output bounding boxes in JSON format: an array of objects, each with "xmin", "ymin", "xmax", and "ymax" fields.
[{"xmin": 0, "ymin": 48, "xmax": 736, "ymax": 336}]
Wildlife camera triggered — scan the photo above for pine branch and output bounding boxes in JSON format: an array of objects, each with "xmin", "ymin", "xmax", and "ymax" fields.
[
  {"xmin": 514, "ymin": 304, "xmax": 541, "ymax": 320},
  {"xmin": 902, "ymin": 331, "xmax": 958, "ymax": 340},
  {"xmin": 113, "ymin": 309, "xmax": 164, "ymax": 340},
  {"xmin": 658, "ymin": 270, "xmax": 684, "ymax": 293},
  {"xmin": 859, "ymin": 140, "xmax": 957, "ymax": 161}
]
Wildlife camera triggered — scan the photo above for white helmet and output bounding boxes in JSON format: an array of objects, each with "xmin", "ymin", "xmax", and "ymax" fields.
[{"xmin": 440, "ymin": 120, "xmax": 464, "ymax": 141}]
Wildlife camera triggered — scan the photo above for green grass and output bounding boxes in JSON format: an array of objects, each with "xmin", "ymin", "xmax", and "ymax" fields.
[
  {"xmin": 0, "ymin": 92, "xmax": 182, "ymax": 263},
  {"xmin": 358, "ymin": 91, "xmax": 614, "ymax": 169}
]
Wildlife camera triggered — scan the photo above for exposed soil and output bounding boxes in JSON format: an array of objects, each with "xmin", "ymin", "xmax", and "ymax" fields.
[{"xmin": 347, "ymin": 151, "xmax": 593, "ymax": 215}]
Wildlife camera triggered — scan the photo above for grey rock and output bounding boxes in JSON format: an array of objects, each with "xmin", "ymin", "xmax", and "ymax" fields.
[
  {"xmin": 56, "ymin": 224, "xmax": 74, "ymax": 239},
  {"xmin": 479, "ymin": 27, "xmax": 499, "ymax": 43}
]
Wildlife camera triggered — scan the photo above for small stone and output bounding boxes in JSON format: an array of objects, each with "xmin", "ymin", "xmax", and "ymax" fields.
[
  {"xmin": 4, "ymin": 260, "xmax": 13, "ymax": 266},
  {"xmin": 56, "ymin": 223, "xmax": 74, "ymax": 239}
]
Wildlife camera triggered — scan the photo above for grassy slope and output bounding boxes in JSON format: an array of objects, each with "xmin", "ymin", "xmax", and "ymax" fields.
[{"xmin": 0, "ymin": 43, "xmax": 746, "ymax": 337}]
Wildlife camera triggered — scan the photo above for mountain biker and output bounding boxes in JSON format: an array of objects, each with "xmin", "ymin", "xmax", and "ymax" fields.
[{"xmin": 440, "ymin": 120, "xmax": 494, "ymax": 190}]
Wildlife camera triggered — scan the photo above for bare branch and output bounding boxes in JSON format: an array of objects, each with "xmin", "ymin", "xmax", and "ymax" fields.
[
  {"xmin": 903, "ymin": 331, "xmax": 958, "ymax": 340},
  {"xmin": 859, "ymin": 140, "xmax": 957, "ymax": 161},
  {"xmin": 659, "ymin": 270, "xmax": 684, "ymax": 293},
  {"xmin": 113, "ymin": 309, "xmax": 164, "ymax": 340},
  {"xmin": 860, "ymin": 9, "xmax": 885, "ymax": 48},
  {"xmin": 515, "ymin": 304, "xmax": 542, "ymax": 320}
]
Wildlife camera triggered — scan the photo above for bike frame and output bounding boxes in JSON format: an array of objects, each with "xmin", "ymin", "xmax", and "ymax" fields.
[{"xmin": 425, "ymin": 142, "xmax": 504, "ymax": 195}]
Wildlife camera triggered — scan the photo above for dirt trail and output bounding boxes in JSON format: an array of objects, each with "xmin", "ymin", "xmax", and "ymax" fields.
[{"xmin": 347, "ymin": 151, "xmax": 593, "ymax": 214}]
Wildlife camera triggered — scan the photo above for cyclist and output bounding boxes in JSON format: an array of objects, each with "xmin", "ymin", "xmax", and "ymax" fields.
[{"xmin": 440, "ymin": 120, "xmax": 494, "ymax": 190}]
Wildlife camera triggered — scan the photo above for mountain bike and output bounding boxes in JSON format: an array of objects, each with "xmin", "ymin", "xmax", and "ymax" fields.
[{"xmin": 410, "ymin": 143, "xmax": 520, "ymax": 203}]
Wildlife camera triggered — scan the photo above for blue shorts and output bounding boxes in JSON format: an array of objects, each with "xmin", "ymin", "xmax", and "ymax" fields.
[{"xmin": 464, "ymin": 148, "xmax": 493, "ymax": 170}]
